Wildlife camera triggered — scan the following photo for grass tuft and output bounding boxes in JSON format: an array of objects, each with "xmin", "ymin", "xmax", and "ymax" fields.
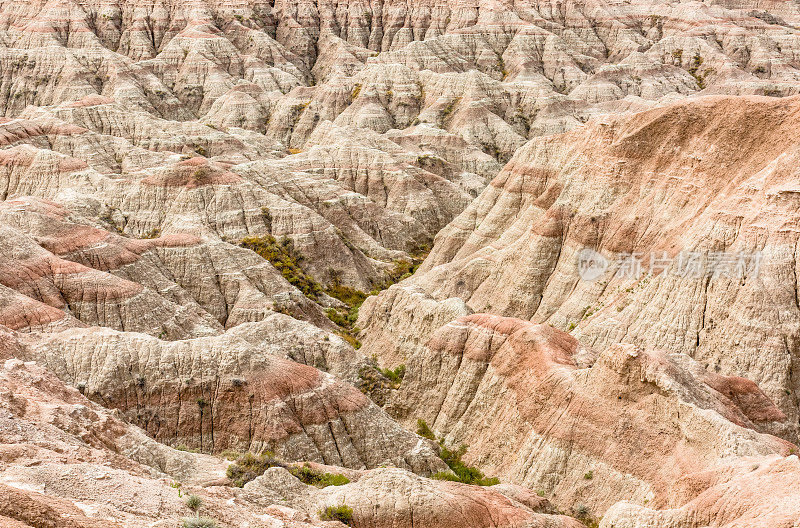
[
  {"xmin": 289, "ymin": 463, "xmax": 350, "ymax": 487},
  {"xmin": 226, "ymin": 451, "xmax": 285, "ymax": 487},
  {"xmin": 319, "ymin": 504, "xmax": 354, "ymax": 526}
]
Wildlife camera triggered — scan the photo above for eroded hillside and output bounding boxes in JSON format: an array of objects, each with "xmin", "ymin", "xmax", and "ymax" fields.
[{"xmin": 1, "ymin": 0, "xmax": 799, "ymax": 526}]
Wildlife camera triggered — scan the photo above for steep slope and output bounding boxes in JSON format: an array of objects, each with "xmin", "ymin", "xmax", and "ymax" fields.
[
  {"xmin": 1, "ymin": 1, "xmax": 800, "ymax": 526},
  {"xmin": 6, "ymin": 322, "xmax": 445, "ymax": 474},
  {"xmin": 0, "ymin": 329, "xmax": 580, "ymax": 528},
  {"xmin": 360, "ymin": 94, "xmax": 800, "ymax": 432},
  {"xmin": 379, "ymin": 313, "xmax": 797, "ymax": 521},
  {"xmin": 1, "ymin": 0, "xmax": 800, "ymax": 290}
]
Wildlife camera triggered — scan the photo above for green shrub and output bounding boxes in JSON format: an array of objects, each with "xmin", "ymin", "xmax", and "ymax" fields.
[
  {"xmin": 289, "ymin": 463, "xmax": 350, "ymax": 487},
  {"xmin": 319, "ymin": 504, "xmax": 354, "ymax": 525},
  {"xmin": 239, "ymin": 236, "xmax": 322, "ymax": 300},
  {"xmin": 326, "ymin": 281, "xmax": 367, "ymax": 308},
  {"xmin": 416, "ymin": 419, "xmax": 435, "ymax": 441},
  {"xmin": 226, "ymin": 451, "xmax": 284, "ymax": 487},
  {"xmin": 584, "ymin": 470, "xmax": 593, "ymax": 480},
  {"xmin": 182, "ymin": 518, "xmax": 218, "ymax": 528},
  {"xmin": 322, "ymin": 273, "xmax": 366, "ymax": 348},
  {"xmin": 326, "ymin": 308, "xmax": 348, "ymax": 327},
  {"xmin": 335, "ymin": 330, "xmax": 362, "ymax": 349},
  {"xmin": 434, "ymin": 443, "xmax": 499, "ymax": 486},
  {"xmin": 379, "ymin": 364, "xmax": 405, "ymax": 387},
  {"xmin": 184, "ymin": 494, "xmax": 203, "ymax": 513}
]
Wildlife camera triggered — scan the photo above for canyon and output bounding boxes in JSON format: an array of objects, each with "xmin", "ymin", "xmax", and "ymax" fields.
[{"xmin": 0, "ymin": 0, "xmax": 799, "ymax": 527}]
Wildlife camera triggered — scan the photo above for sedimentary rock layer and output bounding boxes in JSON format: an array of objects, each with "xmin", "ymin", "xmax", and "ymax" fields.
[
  {"xmin": 383, "ymin": 313, "xmax": 796, "ymax": 517},
  {"xmin": 362, "ymin": 94, "xmax": 800, "ymax": 433}
]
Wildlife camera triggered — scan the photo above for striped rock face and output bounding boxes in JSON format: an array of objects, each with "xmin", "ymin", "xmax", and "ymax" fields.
[
  {"xmin": 381, "ymin": 313, "xmax": 795, "ymax": 516},
  {"xmin": 1, "ymin": 0, "xmax": 799, "ymax": 527},
  {"xmin": 360, "ymin": 95, "xmax": 800, "ymax": 433}
]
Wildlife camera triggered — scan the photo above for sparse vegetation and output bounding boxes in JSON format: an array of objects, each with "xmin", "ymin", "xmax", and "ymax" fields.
[
  {"xmin": 379, "ymin": 364, "xmax": 405, "ymax": 387},
  {"xmin": 226, "ymin": 451, "xmax": 285, "ymax": 487},
  {"xmin": 356, "ymin": 365, "xmax": 391, "ymax": 404},
  {"xmin": 239, "ymin": 235, "xmax": 323, "ymax": 300},
  {"xmin": 584, "ymin": 470, "xmax": 594, "ymax": 480},
  {"xmin": 182, "ymin": 517, "xmax": 219, "ymax": 528},
  {"xmin": 432, "ymin": 442, "xmax": 499, "ymax": 486},
  {"xmin": 219, "ymin": 449, "xmax": 241, "ymax": 461},
  {"xmin": 289, "ymin": 102, "xmax": 310, "ymax": 127},
  {"xmin": 320, "ymin": 271, "xmax": 367, "ymax": 348},
  {"xmin": 439, "ymin": 97, "xmax": 461, "ymax": 126},
  {"xmin": 319, "ymin": 504, "xmax": 354, "ymax": 525},
  {"xmin": 688, "ymin": 53, "xmax": 707, "ymax": 88},
  {"xmin": 184, "ymin": 494, "xmax": 203, "ymax": 514},
  {"xmin": 170, "ymin": 480, "xmax": 183, "ymax": 497},
  {"xmin": 416, "ymin": 419, "xmax": 435, "ymax": 440},
  {"xmin": 289, "ymin": 463, "xmax": 350, "ymax": 487},
  {"xmin": 572, "ymin": 503, "xmax": 601, "ymax": 527},
  {"xmin": 190, "ymin": 167, "xmax": 211, "ymax": 185},
  {"xmin": 497, "ymin": 56, "xmax": 509, "ymax": 79},
  {"xmin": 138, "ymin": 228, "xmax": 161, "ymax": 239}
]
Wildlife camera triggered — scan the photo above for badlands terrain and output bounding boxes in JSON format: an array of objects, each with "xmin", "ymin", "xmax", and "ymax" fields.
[{"xmin": 1, "ymin": 0, "xmax": 800, "ymax": 526}]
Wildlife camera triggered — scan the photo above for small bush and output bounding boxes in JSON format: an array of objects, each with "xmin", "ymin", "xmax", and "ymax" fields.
[
  {"xmin": 289, "ymin": 464, "xmax": 350, "ymax": 487},
  {"xmin": 416, "ymin": 419, "xmax": 435, "ymax": 441},
  {"xmin": 336, "ymin": 330, "xmax": 362, "ymax": 349},
  {"xmin": 326, "ymin": 308, "xmax": 349, "ymax": 327},
  {"xmin": 323, "ymin": 273, "xmax": 367, "ymax": 348},
  {"xmin": 379, "ymin": 364, "xmax": 405, "ymax": 387},
  {"xmin": 584, "ymin": 470, "xmax": 593, "ymax": 480},
  {"xmin": 182, "ymin": 517, "xmax": 218, "ymax": 528},
  {"xmin": 326, "ymin": 281, "xmax": 367, "ymax": 308},
  {"xmin": 240, "ymin": 236, "xmax": 322, "ymax": 300},
  {"xmin": 226, "ymin": 451, "xmax": 284, "ymax": 487},
  {"xmin": 319, "ymin": 504, "xmax": 354, "ymax": 526},
  {"xmin": 435, "ymin": 442, "xmax": 499, "ymax": 486},
  {"xmin": 184, "ymin": 494, "xmax": 203, "ymax": 512}
]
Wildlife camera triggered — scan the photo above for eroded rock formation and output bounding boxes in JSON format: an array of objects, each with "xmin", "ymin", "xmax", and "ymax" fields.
[{"xmin": 1, "ymin": 0, "xmax": 800, "ymax": 526}]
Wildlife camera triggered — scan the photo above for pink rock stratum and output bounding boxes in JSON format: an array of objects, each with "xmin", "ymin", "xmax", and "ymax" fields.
[{"xmin": 0, "ymin": 0, "xmax": 799, "ymax": 526}]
